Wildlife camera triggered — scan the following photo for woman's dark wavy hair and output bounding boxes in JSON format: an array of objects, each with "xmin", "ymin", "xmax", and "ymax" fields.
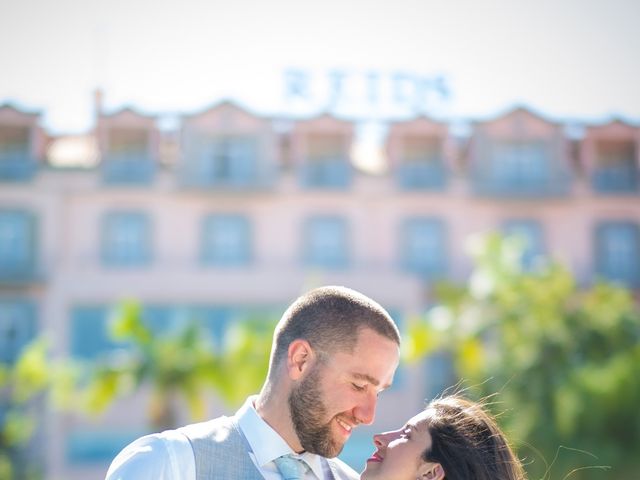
[{"xmin": 422, "ymin": 396, "xmax": 526, "ymax": 480}]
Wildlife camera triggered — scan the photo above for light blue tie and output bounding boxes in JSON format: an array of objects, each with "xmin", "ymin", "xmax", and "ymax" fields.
[{"xmin": 274, "ymin": 454, "xmax": 306, "ymax": 480}]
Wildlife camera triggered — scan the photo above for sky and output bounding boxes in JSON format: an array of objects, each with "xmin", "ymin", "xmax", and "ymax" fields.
[{"xmin": 0, "ymin": 0, "xmax": 639, "ymax": 134}]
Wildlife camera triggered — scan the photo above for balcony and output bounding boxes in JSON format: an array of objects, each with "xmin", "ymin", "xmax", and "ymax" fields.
[
  {"xmin": 0, "ymin": 154, "xmax": 37, "ymax": 182},
  {"xmin": 300, "ymin": 158, "xmax": 352, "ymax": 189},
  {"xmin": 101, "ymin": 153, "xmax": 156, "ymax": 185},
  {"xmin": 0, "ymin": 262, "xmax": 39, "ymax": 285},
  {"xmin": 181, "ymin": 141, "xmax": 274, "ymax": 190},
  {"xmin": 592, "ymin": 165, "xmax": 639, "ymax": 194},
  {"xmin": 397, "ymin": 161, "xmax": 447, "ymax": 190},
  {"xmin": 472, "ymin": 173, "xmax": 570, "ymax": 197},
  {"xmin": 182, "ymin": 161, "xmax": 269, "ymax": 189},
  {"xmin": 472, "ymin": 141, "xmax": 570, "ymax": 197}
]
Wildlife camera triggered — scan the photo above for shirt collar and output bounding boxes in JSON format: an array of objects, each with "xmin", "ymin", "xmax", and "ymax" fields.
[{"xmin": 236, "ymin": 395, "xmax": 326, "ymax": 479}]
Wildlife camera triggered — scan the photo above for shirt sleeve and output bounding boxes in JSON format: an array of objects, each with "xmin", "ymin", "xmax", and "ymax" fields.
[{"xmin": 105, "ymin": 429, "xmax": 195, "ymax": 480}]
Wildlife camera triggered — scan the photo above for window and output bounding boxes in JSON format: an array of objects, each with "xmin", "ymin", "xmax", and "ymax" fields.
[
  {"xmin": 302, "ymin": 134, "xmax": 351, "ymax": 189},
  {"xmin": 0, "ymin": 300, "xmax": 36, "ymax": 364},
  {"xmin": 103, "ymin": 128, "xmax": 154, "ymax": 184},
  {"xmin": 70, "ymin": 306, "xmax": 118, "ymax": 359},
  {"xmin": 71, "ymin": 305, "xmax": 186, "ymax": 360},
  {"xmin": 492, "ymin": 141, "xmax": 549, "ymax": 188},
  {"xmin": 70, "ymin": 304, "xmax": 256, "ymax": 360},
  {"xmin": 595, "ymin": 222, "xmax": 640, "ymax": 287},
  {"xmin": 397, "ymin": 136, "xmax": 446, "ymax": 190},
  {"xmin": 502, "ymin": 219, "xmax": 545, "ymax": 270},
  {"xmin": 592, "ymin": 140, "xmax": 638, "ymax": 193},
  {"xmin": 0, "ymin": 210, "xmax": 36, "ymax": 279},
  {"xmin": 304, "ymin": 216, "xmax": 348, "ymax": 268},
  {"xmin": 401, "ymin": 218, "xmax": 447, "ymax": 278},
  {"xmin": 197, "ymin": 136, "xmax": 258, "ymax": 186},
  {"xmin": 101, "ymin": 211, "xmax": 151, "ymax": 267},
  {"xmin": 201, "ymin": 215, "xmax": 251, "ymax": 266},
  {"xmin": 0, "ymin": 125, "xmax": 34, "ymax": 181}
]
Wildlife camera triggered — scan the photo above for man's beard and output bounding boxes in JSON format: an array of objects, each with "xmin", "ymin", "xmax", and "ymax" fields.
[{"xmin": 288, "ymin": 364, "xmax": 346, "ymax": 458}]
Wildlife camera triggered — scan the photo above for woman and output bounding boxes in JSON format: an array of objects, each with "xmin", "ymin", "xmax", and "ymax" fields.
[{"xmin": 361, "ymin": 396, "xmax": 526, "ymax": 480}]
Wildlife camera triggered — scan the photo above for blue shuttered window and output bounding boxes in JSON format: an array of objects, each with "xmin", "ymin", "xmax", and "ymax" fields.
[
  {"xmin": 402, "ymin": 218, "xmax": 447, "ymax": 278},
  {"xmin": 502, "ymin": 219, "xmax": 545, "ymax": 270},
  {"xmin": 304, "ymin": 216, "xmax": 348, "ymax": 268},
  {"xmin": 101, "ymin": 211, "xmax": 151, "ymax": 267},
  {"xmin": 102, "ymin": 127, "xmax": 154, "ymax": 185},
  {"xmin": 201, "ymin": 215, "xmax": 251, "ymax": 266},
  {"xmin": 301, "ymin": 134, "xmax": 351, "ymax": 189},
  {"xmin": 595, "ymin": 222, "xmax": 640, "ymax": 287},
  {"xmin": 397, "ymin": 136, "xmax": 446, "ymax": 190},
  {"xmin": 592, "ymin": 140, "xmax": 638, "ymax": 193},
  {"xmin": 0, "ymin": 126, "xmax": 35, "ymax": 181},
  {"xmin": 196, "ymin": 136, "xmax": 259, "ymax": 187},
  {"xmin": 492, "ymin": 141, "xmax": 549, "ymax": 189},
  {"xmin": 474, "ymin": 140, "xmax": 568, "ymax": 196},
  {"xmin": 0, "ymin": 210, "xmax": 36, "ymax": 280},
  {"xmin": 0, "ymin": 300, "xmax": 36, "ymax": 364}
]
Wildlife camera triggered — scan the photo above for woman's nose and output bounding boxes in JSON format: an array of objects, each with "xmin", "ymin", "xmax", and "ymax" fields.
[{"xmin": 373, "ymin": 430, "xmax": 399, "ymax": 448}]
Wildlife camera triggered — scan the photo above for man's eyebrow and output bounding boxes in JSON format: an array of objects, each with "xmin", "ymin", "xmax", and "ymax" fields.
[{"xmin": 351, "ymin": 372, "xmax": 391, "ymax": 389}]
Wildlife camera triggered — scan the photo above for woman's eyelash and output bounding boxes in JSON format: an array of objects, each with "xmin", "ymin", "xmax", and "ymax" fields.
[{"xmin": 352, "ymin": 383, "xmax": 366, "ymax": 391}]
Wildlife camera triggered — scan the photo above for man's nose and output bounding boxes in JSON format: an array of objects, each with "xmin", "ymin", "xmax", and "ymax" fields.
[{"xmin": 355, "ymin": 391, "xmax": 378, "ymax": 425}]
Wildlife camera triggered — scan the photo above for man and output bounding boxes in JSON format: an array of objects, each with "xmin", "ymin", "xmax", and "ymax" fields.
[{"xmin": 106, "ymin": 286, "xmax": 401, "ymax": 480}]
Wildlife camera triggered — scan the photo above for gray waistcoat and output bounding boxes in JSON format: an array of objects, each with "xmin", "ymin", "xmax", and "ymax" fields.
[
  {"xmin": 179, "ymin": 415, "xmax": 359, "ymax": 480},
  {"xmin": 179, "ymin": 415, "xmax": 264, "ymax": 480}
]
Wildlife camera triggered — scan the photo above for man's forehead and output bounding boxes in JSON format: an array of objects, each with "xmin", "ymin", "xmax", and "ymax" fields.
[{"xmin": 352, "ymin": 328, "xmax": 400, "ymax": 351}]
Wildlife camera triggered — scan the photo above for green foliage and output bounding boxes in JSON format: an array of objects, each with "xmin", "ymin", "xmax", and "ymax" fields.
[
  {"xmin": 82, "ymin": 301, "xmax": 276, "ymax": 431},
  {"xmin": 406, "ymin": 233, "xmax": 640, "ymax": 479},
  {"xmin": 1, "ymin": 339, "xmax": 77, "ymax": 480}
]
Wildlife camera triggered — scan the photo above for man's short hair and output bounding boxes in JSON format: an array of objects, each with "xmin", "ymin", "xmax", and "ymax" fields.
[{"xmin": 270, "ymin": 286, "xmax": 400, "ymax": 372}]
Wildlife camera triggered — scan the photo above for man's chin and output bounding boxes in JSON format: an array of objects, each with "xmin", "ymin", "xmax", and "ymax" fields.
[
  {"xmin": 323, "ymin": 443, "xmax": 345, "ymax": 459},
  {"xmin": 304, "ymin": 436, "xmax": 345, "ymax": 458},
  {"xmin": 325, "ymin": 429, "xmax": 349, "ymax": 457}
]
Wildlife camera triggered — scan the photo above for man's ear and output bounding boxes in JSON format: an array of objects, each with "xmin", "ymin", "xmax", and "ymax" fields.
[
  {"xmin": 287, "ymin": 339, "xmax": 313, "ymax": 380},
  {"xmin": 418, "ymin": 462, "xmax": 444, "ymax": 480}
]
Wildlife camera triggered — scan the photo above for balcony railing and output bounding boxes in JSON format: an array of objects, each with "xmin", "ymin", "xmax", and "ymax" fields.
[
  {"xmin": 0, "ymin": 155, "xmax": 37, "ymax": 182},
  {"xmin": 0, "ymin": 262, "xmax": 39, "ymax": 284},
  {"xmin": 592, "ymin": 166, "xmax": 639, "ymax": 193},
  {"xmin": 181, "ymin": 156, "xmax": 273, "ymax": 190},
  {"xmin": 300, "ymin": 158, "xmax": 352, "ymax": 189},
  {"xmin": 472, "ymin": 172, "xmax": 571, "ymax": 197},
  {"xmin": 397, "ymin": 162, "xmax": 447, "ymax": 190},
  {"xmin": 101, "ymin": 155, "xmax": 156, "ymax": 185}
]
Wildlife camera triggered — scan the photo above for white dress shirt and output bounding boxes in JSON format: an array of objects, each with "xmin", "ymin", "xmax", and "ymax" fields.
[{"xmin": 105, "ymin": 396, "xmax": 331, "ymax": 480}]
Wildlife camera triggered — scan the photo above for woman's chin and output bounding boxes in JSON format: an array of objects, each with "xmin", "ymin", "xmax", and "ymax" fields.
[{"xmin": 360, "ymin": 462, "xmax": 378, "ymax": 479}]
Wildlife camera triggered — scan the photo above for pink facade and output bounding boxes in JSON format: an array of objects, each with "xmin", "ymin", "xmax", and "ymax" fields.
[{"xmin": 0, "ymin": 101, "xmax": 639, "ymax": 479}]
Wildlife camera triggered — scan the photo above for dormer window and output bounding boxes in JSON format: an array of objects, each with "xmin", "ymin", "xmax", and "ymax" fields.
[
  {"xmin": 592, "ymin": 140, "xmax": 638, "ymax": 193},
  {"xmin": 301, "ymin": 133, "xmax": 351, "ymax": 189},
  {"xmin": 0, "ymin": 125, "xmax": 34, "ymax": 181},
  {"xmin": 397, "ymin": 135, "xmax": 446, "ymax": 190},
  {"xmin": 102, "ymin": 127, "xmax": 154, "ymax": 184}
]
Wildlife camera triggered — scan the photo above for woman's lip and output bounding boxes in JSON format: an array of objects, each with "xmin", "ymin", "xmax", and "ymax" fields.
[{"xmin": 366, "ymin": 453, "xmax": 383, "ymax": 463}]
